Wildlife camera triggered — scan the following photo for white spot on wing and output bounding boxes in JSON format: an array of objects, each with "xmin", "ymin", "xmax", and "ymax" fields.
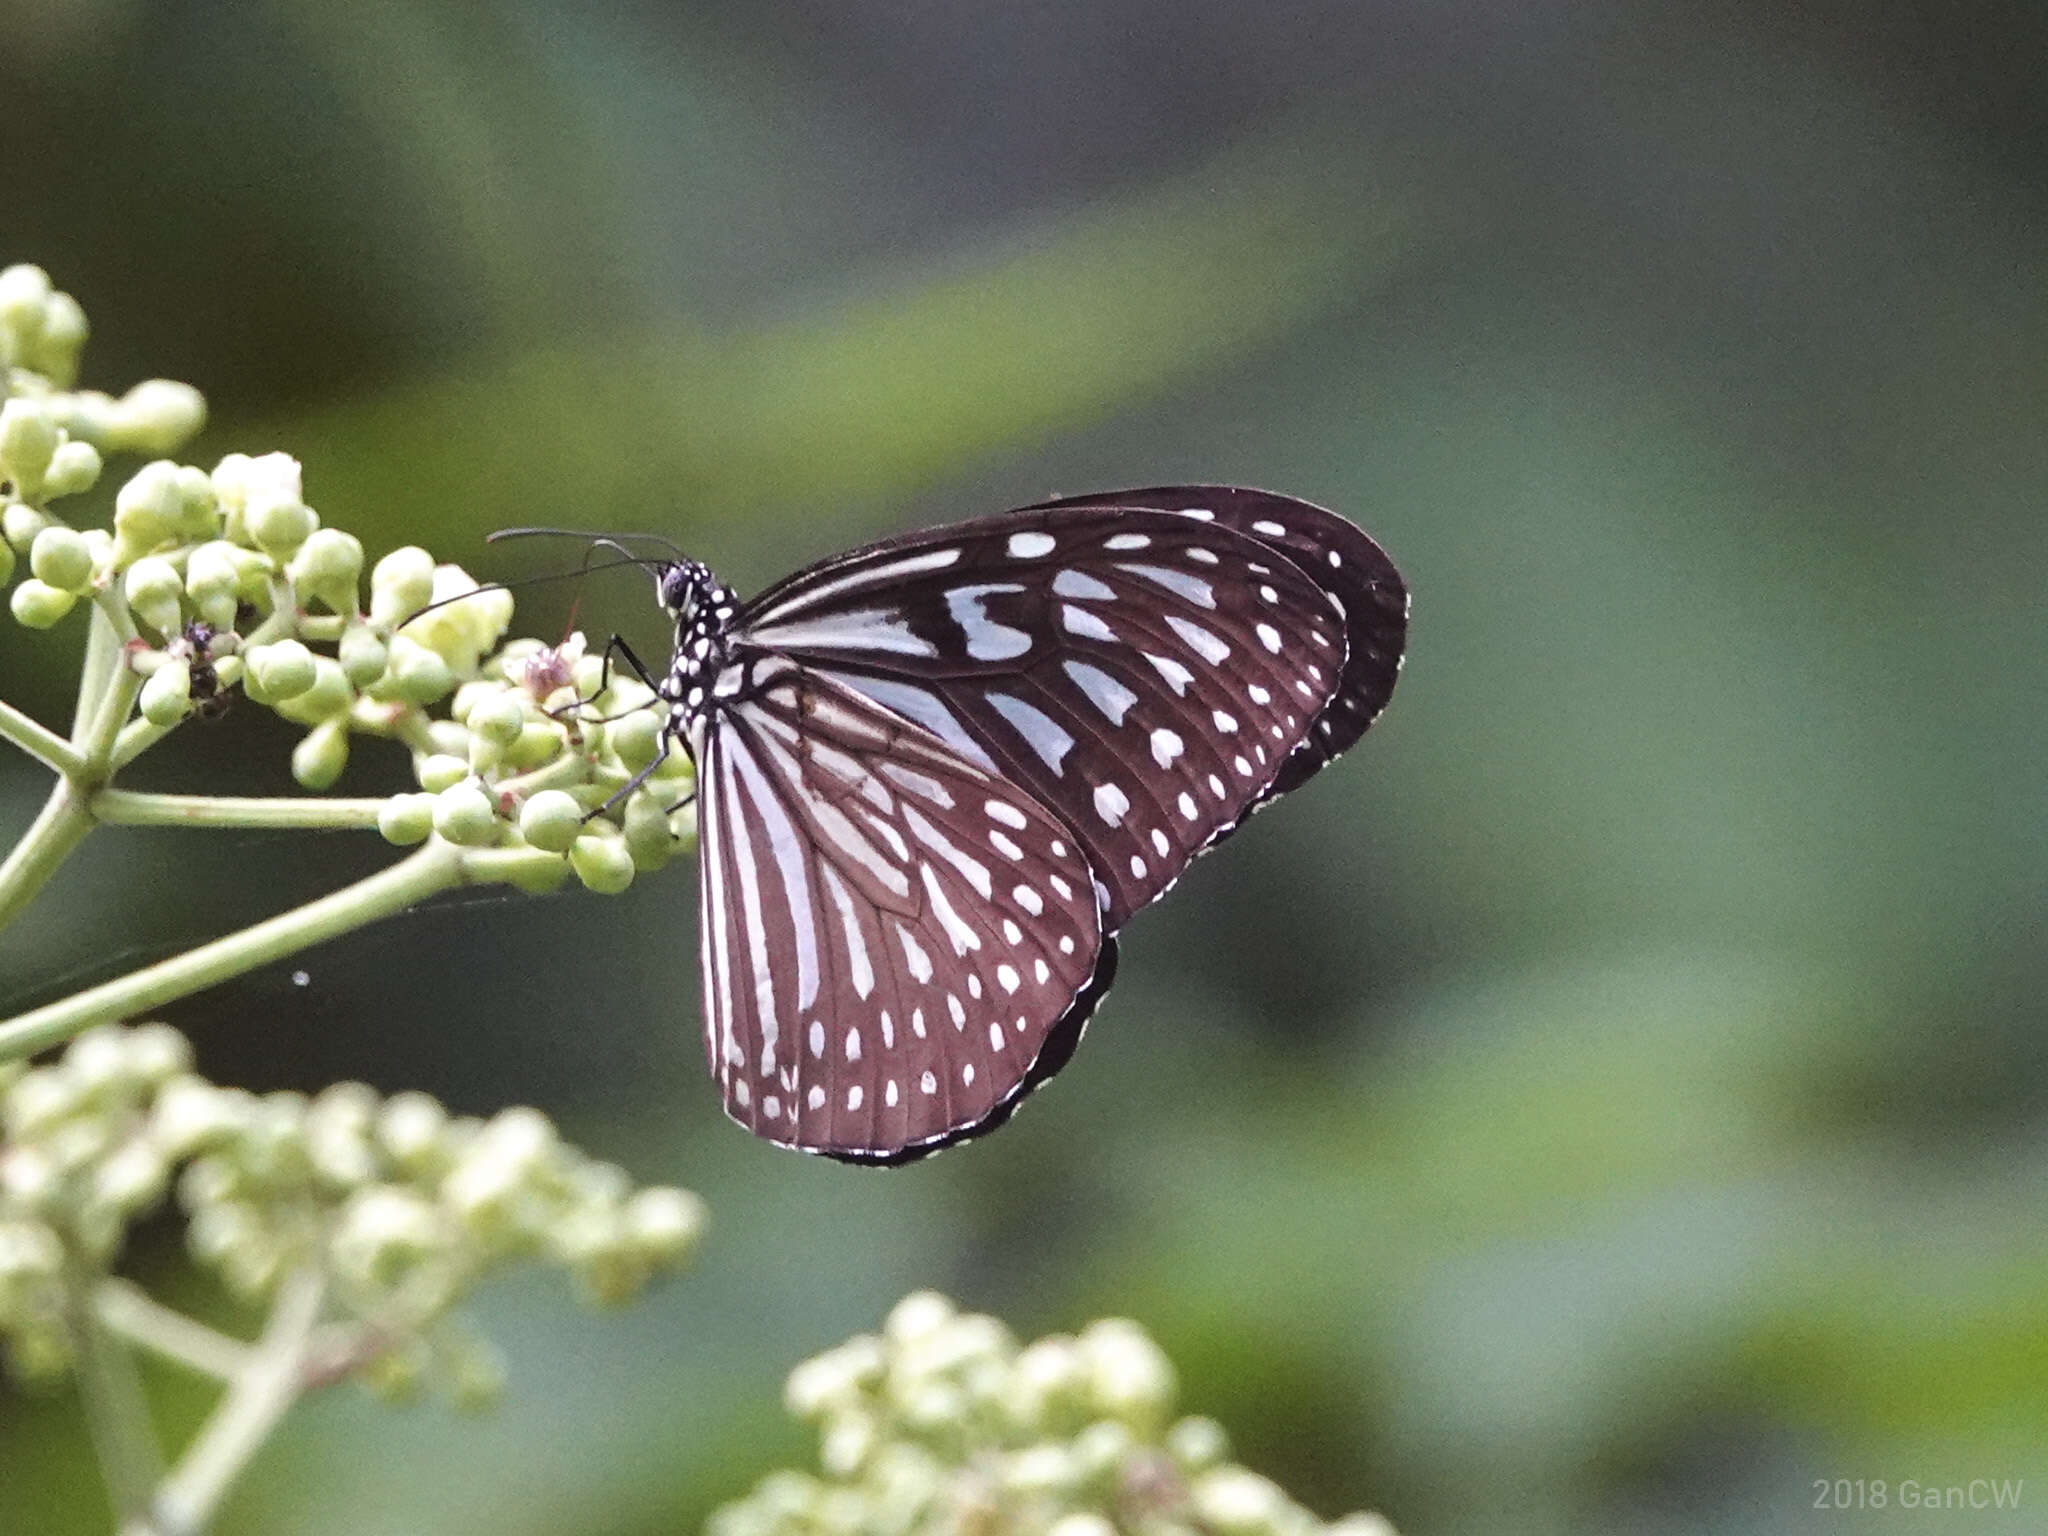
[
  {"xmin": 1151, "ymin": 728, "xmax": 1184, "ymax": 766},
  {"xmin": 1052, "ymin": 569, "xmax": 1115, "ymax": 601},
  {"xmin": 1007, "ymin": 531, "xmax": 1056, "ymax": 558},
  {"xmin": 946, "ymin": 583, "xmax": 1032, "ymax": 661},
  {"xmin": 1117, "ymin": 562, "xmax": 1215, "ymax": 609},
  {"xmin": 989, "ymin": 693, "xmax": 1075, "ymax": 774},
  {"xmin": 1012, "ymin": 883, "xmax": 1044, "ymax": 915},
  {"xmin": 1061, "ymin": 604, "xmax": 1116, "ymax": 641},
  {"xmin": 1257, "ymin": 622, "xmax": 1282, "ymax": 653},
  {"xmin": 985, "ymin": 799, "xmax": 1027, "ymax": 829},
  {"xmin": 1104, "ymin": 532, "xmax": 1151, "ymax": 551},
  {"xmin": 1063, "ymin": 660, "xmax": 1138, "ymax": 724},
  {"xmin": 1093, "ymin": 782, "xmax": 1130, "ymax": 826},
  {"xmin": 1167, "ymin": 615, "xmax": 1230, "ymax": 665},
  {"xmin": 1145, "ymin": 652, "xmax": 1195, "ymax": 695}
]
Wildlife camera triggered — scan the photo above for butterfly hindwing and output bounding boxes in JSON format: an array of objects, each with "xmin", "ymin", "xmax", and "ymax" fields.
[{"xmin": 695, "ymin": 657, "xmax": 1111, "ymax": 1161}]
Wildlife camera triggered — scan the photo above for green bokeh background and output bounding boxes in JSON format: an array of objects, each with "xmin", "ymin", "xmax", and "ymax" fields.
[{"xmin": 2, "ymin": 3, "xmax": 2044, "ymax": 1533}]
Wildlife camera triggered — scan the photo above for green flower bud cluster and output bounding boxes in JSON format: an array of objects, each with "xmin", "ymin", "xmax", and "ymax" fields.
[
  {"xmin": 3, "ymin": 264, "xmax": 693, "ymax": 894},
  {"xmin": 710, "ymin": 1293, "xmax": 1398, "ymax": 1536},
  {"xmin": 0, "ymin": 1023, "xmax": 706, "ymax": 1402}
]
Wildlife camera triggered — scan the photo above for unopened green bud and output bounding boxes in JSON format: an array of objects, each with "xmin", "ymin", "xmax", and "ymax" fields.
[
  {"xmin": 140, "ymin": 658, "xmax": 194, "ymax": 726},
  {"xmin": 113, "ymin": 461, "xmax": 184, "ymax": 563},
  {"xmin": 287, "ymin": 527, "xmax": 363, "ymax": 612},
  {"xmin": 369, "ymin": 545, "xmax": 436, "ymax": 626},
  {"xmin": 291, "ymin": 719, "xmax": 351, "ymax": 790},
  {"xmin": 92, "ymin": 1139, "xmax": 170, "ymax": 1219},
  {"xmin": 0, "ymin": 398, "xmax": 60, "ymax": 494},
  {"xmin": 376, "ymin": 1091, "xmax": 448, "ymax": 1172},
  {"xmin": 122, "ymin": 554, "xmax": 184, "ymax": 635},
  {"xmin": 444, "ymin": 1331, "xmax": 509, "ymax": 1413},
  {"xmin": 337, "ymin": 623, "xmax": 388, "ymax": 687},
  {"xmin": 433, "ymin": 782, "xmax": 497, "ymax": 846},
  {"xmin": 43, "ymin": 438, "xmax": 102, "ymax": 499},
  {"xmin": 380, "ymin": 635, "xmax": 455, "ymax": 706},
  {"xmin": 469, "ymin": 691, "xmax": 526, "ymax": 746},
  {"xmin": 569, "ymin": 831, "xmax": 636, "ymax": 894},
  {"xmin": 3, "ymin": 503, "xmax": 46, "ymax": 552},
  {"xmin": 243, "ymin": 639, "xmax": 318, "ymax": 703},
  {"xmin": 272, "ymin": 658, "xmax": 353, "ymax": 726},
  {"xmin": 503, "ymin": 720, "xmax": 564, "ymax": 771},
  {"xmin": 1189, "ymin": 1469, "xmax": 1292, "ymax": 1536},
  {"xmin": 116, "ymin": 380, "xmax": 206, "ymax": 455},
  {"xmin": 414, "ymin": 753, "xmax": 469, "ymax": 793},
  {"xmin": 1080, "ymin": 1317, "xmax": 1175, "ymax": 1432},
  {"xmin": 518, "ymin": 790, "xmax": 584, "ymax": 853},
  {"xmin": 608, "ymin": 709, "xmax": 662, "ymax": 772},
  {"xmin": 35, "ymin": 291, "xmax": 87, "ymax": 386},
  {"xmin": 10, "ymin": 579, "xmax": 77, "ymax": 628},
  {"xmin": 623, "ymin": 1186, "xmax": 706, "ymax": 1268},
  {"xmin": 0, "ymin": 264, "xmax": 54, "ymax": 339},
  {"xmin": 127, "ymin": 1024, "xmax": 193, "ymax": 1086},
  {"xmin": 360, "ymin": 1338, "xmax": 430, "ymax": 1403},
  {"xmin": 246, "ymin": 494, "xmax": 316, "ymax": 560},
  {"xmin": 28, "ymin": 526, "xmax": 93, "ymax": 592},
  {"xmin": 377, "ymin": 792, "xmax": 437, "ymax": 846},
  {"xmin": 623, "ymin": 790, "xmax": 677, "ymax": 872}
]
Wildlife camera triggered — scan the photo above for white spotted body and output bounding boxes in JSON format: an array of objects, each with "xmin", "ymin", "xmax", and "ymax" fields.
[{"xmin": 651, "ymin": 486, "xmax": 1406, "ymax": 1164}]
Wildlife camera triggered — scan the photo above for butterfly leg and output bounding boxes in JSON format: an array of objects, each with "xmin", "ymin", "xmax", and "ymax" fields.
[
  {"xmin": 548, "ymin": 633, "xmax": 668, "ymax": 725},
  {"xmin": 585, "ymin": 734, "xmax": 675, "ymax": 821}
]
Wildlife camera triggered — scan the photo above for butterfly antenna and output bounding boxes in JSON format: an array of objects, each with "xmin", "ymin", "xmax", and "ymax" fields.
[
  {"xmin": 489, "ymin": 526, "xmax": 689, "ymax": 561},
  {"xmin": 396, "ymin": 555, "xmax": 653, "ymax": 626}
]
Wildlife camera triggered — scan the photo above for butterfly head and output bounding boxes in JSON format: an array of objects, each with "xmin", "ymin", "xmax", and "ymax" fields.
[{"xmin": 654, "ymin": 558, "xmax": 741, "ymax": 712}]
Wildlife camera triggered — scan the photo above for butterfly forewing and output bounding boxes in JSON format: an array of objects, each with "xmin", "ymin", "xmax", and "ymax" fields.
[
  {"xmin": 1023, "ymin": 488, "xmax": 1406, "ymax": 794},
  {"xmin": 738, "ymin": 496, "xmax": 1375, "ymax": 926},
  {"xmin": 696, "ymin": 657, "xmax": 1110, "ymax": 1160}
]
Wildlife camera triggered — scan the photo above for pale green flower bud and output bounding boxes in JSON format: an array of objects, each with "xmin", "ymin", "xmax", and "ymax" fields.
[
  {"xmin": 377, "ymin": 1091, "xmax": 448, "ymax": 1174},
  {"xmin": 380, "ymin": 634, "xmax": 455, "ymax": 706},
  {"xmin": 35, "ymin": 290, "xmax": 87, "ymax": 386},
  {"xmin": 151, "ymin": 1077, "xmax": 245, "ymax": 1157},
  {"xmin": 360, "ymin": 1337, "xmax": 429, "ymax": 1403},
  {"xmin": 183, "ymin": 540, "xmax": 242, "ymax": 606},
  {"xmin": 1166, "ymin": 1415, "xmax": 1229, "ymax": 1471},
  {"xmin": 170, "ymin": 464, "xmax": 219, "ymax": 537},
  {"xmin": 608, "ymin": 709, "xmax": 663, "ymax": 773},
  {"xmin": 1190, "ymin": 1469, "xmax": 1301, "ymax": 1536},
  {"xmin": 42, "ymin": 438, "xmax": 103, "ymax": 499},
  {"xmin": 1046, "ymin": 1514, "xmax": 1117, "ymax": 1536},
  {"xmin": 819, "ymin": 1414, "xmax": 879, "ymax": 1479},
  {"xmin": 503, "ymin": 720, "xmax": 564, "ymax": 771},
  {"xmin": 123, "ymin": 554, "xmax": 185, "ymax": 636},
  {"xmin": 288, "ymin": 527, "xmax": 363, "ymax": 612},
  {"xmin": 243, "ymin": 639, "xmax": 318, "ymax": 703},
  {"xmin": 329, "ymin": 1186, "xmax": 451, "ymax": 1293},
  {"xmin": 0, "ymin": 537, "xmax": 13, "ymax": 586},
  {"xmin": 291, "ymin": 719, "xmax": 351, "ymax": 790},
  {"xmin": 91, "ymin": 1139, "xmax": 170, "ymax": 1219},
  {"xmin": 395, "ymin": 565, "xmax": 513, "ymax": 677},
  {"xmin": 622, "ymin": 1186, "xmax": 706, "ymax": 1268},
  {"xmin": 4, "ymin": 502, "xmax": 49, "ymax": 552},
  {"xmin": 1069, "ymin": 1420, "xmax": 1135, "ymax": 1492},
  {"xmin": 0, "ymin": 1145, "xmax": 59, "ymax": 1213},
  {"xmin": 0, "ymin": 398, "xmax": 61, "ymax": 496},
  {"xmin": 113, "ymin": 460, "xmax": 184, "ymax": 564},
  {"xmin": 4, "ymin": 1066, "xmax": 79, "ymax": 1140},
  {"xmin": 1079, "ymin": 1318, "xmax": 1175, "ymax": 1432},
  {"xmin": 887, "ymin": 1291, "xmax": 958, "ymax": 1346},
  {"xmin": 0, "ymin": 264, "xmax": 55, "ymax": 340},
  {"xmin": 246, "ymin": 493, "xmax": 316, "ymax": 560},
  {"xmin": 271, "ymin": 657, "xmax": 353, "ymax": 726},
  {"xmin": 469, "ymin": 690, "xmax": 526, "ymax": 746},
  {"xmin": 127, "ymin": 1023, "xmax": 194, "ymax": 1086},
  {"xmin": 115, "ymin": 380, "xmax": 206, "ymax": 455},
  {"xmin": 368, "ymin": 545, "xmax": 436, "ymax": 627},
  {"xmin": 1325, "ymin": 1515, "xmax": 1397, "ymax": 1536},
  {"xmin": 10, "ymin": 579, "xmax": 77, "ymax": 628},
  {"xmin": 414, "ymin": 754, "xmax": 469, "ymax": 793},
  {"xmin": 571, "ymin": 653, "xmax": 607, "ymax": 699},
  {"xmin": 623, "ymin": 790, "xmax": 678, "ymax": 872},
  {"xmin": 0, "ymin": 1220, "xmax": 64, "ymax": 1289},
  {"xmin": 432, "ymin": 782, "xmax": 497, "ymax": 845},
  {"xmin": 377, "ymin": 792, "xmax": 436, "ymax": 846},
  {"xmin": 568, "ymin": 830, "xmax": 635, "ymax": 894},
  {"xmin": 140, "ymin": 658, "xmax": 194, "ymax": 726},
  {"xmin": 518, "ymin": 790, "xmax": 584, "ymax": 854},
  {"xmin": 338, "ymin": 622, "xmax": 388, "ymax": 687},
  {"xmin": 28, "ymin": 526, "xmax": 93, "ymax": 592}
]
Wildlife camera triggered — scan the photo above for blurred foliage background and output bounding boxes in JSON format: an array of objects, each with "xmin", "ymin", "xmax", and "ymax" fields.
[{"xmin": 2, "ymin": 2, "xmax": 2044, "ymax": 1533}]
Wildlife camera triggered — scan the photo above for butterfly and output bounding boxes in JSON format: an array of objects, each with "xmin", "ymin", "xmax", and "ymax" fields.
[{"xmin": 630, "ymin": 487, "xmax": 1406, "ymax": 1164}]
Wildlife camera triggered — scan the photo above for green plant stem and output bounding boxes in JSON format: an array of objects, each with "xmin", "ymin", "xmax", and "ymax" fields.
[
  {"xmin": 69, "ymin": 1272, "xmax": 168, "ymax": 1532},
  {"xmin": 0, "ymin": 778, "xmax": 96, "ymax": 933},
  {"xmin": 95, "ymin": 1280, "xmax": 254, "ymax": 1381},
  {"xmin": 91, "ymin": 790, "xmax": 392, "ymax": 831},
  {"xmin": 0, "ymin": 840, "xmax": 469, "ymax": 1062},
  {"xmin": 145, "ymin": 1267, "xmax": 326, "ymax": 1536},
  {"xmin": 0, "ymin": 696, "xmax": 87, "ymax": 776},
  {"xmin": 73, "ymin": 599, "xmax": 120, "ymax": 738}
]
